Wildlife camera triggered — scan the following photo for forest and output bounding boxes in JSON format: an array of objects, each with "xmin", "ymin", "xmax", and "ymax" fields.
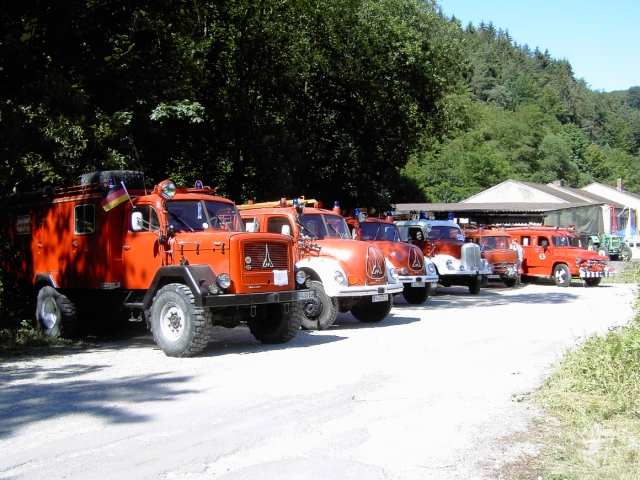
[{"xmin": 2, "ymin": 0, "xmax": 639, "ymax": 208}]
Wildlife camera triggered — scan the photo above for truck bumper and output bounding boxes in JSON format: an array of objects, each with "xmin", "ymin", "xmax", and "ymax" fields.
[
  {"xmin": 579, "ymin": 269, "xmax": 611, "ymax": 279},
  {"xmin": 204, "ymin": 289, "xmax": 312, "ymax": 307},
  {"xmin": 333, "ymin": 283, "xmax": 402, "ymax": 297},
  {"xmin": 398, "ymin": 274, "xmax": 439, "ymax": 286}
]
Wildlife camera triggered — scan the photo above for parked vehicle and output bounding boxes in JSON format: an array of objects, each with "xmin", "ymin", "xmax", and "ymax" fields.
[
  {"xmin": 239, "ymin": 199, "xmax": 403, "ymax": 330},
  {"xmin": 3, "ymin": 171, "xmax": 310, "ymax": 356},
  {"xmin": 394, "ymin": 219, "xmax": 490, "ymax": 294},
  {"xmin": 506, "ymin": 226, "xmax": 610, "ymax": 287},
  {"xmin": 345, "ymin": 214, "xmax": 439, "ymax": 304},
  {"xmin": 624, "ymin": 237, "xmax": 640, "ymax": 260},
  {"xmin": 464, "ymin": 228, "xmax": 519, "ymax": 287},
  {"xmin": 587, "ymin": 233, "xmax": 632, "ymax": 261}
]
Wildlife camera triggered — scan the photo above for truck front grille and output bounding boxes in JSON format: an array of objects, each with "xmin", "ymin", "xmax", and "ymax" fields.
[{"xmin": 243, "ymin": 242, "xmax": 289, "ymax": 271}]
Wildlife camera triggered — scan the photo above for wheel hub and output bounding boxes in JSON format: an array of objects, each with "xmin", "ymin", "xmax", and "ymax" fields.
[
  {"xmin": 40, "ymin": 297, "xmax": 60, "ymax": 330},
  {"xmin": 303, "ymin": 295, "xmax": 323, "ymax": 319},
  {"xmin": 160, "ymin": 303, "xmax": 185, "ymax": 341}
]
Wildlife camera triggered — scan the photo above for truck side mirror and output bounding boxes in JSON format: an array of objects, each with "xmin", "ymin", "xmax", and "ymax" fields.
[
  {"xmin": 281, "ymin": 224, "xmax": 291, "ymax": 236},
  {"xmin": 131, "ymin": 211, "xmax": 144, "ymax": 232}
]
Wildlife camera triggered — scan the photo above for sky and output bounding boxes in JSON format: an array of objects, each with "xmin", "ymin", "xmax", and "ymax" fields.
[{"xmin": 438, "ymin": 0, "xmax": 640, "ymax": 92}]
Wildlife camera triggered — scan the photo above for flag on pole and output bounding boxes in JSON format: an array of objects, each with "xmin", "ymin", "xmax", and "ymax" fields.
[{"xmin": 101, "ymin": 181, "xmax": 130, "ymax": 212}]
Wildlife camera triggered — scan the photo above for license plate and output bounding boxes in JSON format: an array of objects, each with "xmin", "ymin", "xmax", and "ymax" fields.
[
  {"xmin": 411, "ymin": 281, "xmax": 425, "ymax": 287},
  {"xmin": 372, "ymin": 294, "xmax": 388, "ymax": 303},
  {"xmin": 273, "ymin": 269, "xmax": 288, "ymax": 286}
]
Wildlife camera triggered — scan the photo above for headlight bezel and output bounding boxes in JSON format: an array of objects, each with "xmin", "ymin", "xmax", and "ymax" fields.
[{"xmin": 216, "ymin": 272, "xmax": 232, "ymax": 289}]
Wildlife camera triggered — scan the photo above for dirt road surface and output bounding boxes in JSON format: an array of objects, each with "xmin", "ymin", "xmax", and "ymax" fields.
[{"xmin": 0, "ymin": 283, "xmax": 636, "ymax": 480}]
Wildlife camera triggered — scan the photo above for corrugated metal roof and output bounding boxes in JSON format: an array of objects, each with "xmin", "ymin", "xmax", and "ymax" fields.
[{"xmin": 393, "ymin": 202, "xmax": 595, "ymax": 213}]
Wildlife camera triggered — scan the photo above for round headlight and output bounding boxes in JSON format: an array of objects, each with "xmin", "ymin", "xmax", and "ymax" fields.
[
  {"xmin": 446, "ymin": 259, "xmax": 454, "ymax": 270},
  {"xmin": 158, "ymin": 179, "xmax": 177, "ymax": 199},
  {"xmin": 427, "ymin": 263, "xmax": 436, "ymax": 274},
  {"xmin": 575, "ymin": 257, "xmax": 582, "ymax": 266},
  {"xmin": 389, "ymin": 267, "xmax": 399, "ymax": 281},
  {"xmin": 216, "ymin": 273, "xmax": 231, "ymax": 289},
  {"xmin": 399, "ymin": 267, "xmax": 409, "ymax": 275},
  {"xmin": 295, "ymin": 270, "xmax": 307, "ymax": 285},
  {"xmin": 334, "ymin": 270, "xmax": 347, "ymax": 286}
]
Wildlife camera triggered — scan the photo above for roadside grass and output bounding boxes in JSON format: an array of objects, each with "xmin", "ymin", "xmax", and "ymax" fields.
[
  {"xmin": 0, "ymin": 319, "xmax": 77, "ymax": 356},
  {"xmin": 604, "ymin": 260, "xmax": 640, "ymax": 284},
  {"xmin": 535, "ymin": 297, "xmax": 640, "ymax": 479}
]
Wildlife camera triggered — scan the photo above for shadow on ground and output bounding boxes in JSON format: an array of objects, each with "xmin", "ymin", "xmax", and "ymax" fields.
[
  {"xmin": 0, "ymin": 363, "xmax": 195, "ymax": 439},
  {"xmin": 332, "ymin": 314, "xmax": 421, "ymax": 330},
  {"xmin": 393, "ymin": 284, "xmax": 579, "ymax": 310}
]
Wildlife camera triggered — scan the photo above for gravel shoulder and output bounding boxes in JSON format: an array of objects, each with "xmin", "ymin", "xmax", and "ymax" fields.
[{"xmin": 0, "ymin": 283, "xmax": 637, "ymax": 480}]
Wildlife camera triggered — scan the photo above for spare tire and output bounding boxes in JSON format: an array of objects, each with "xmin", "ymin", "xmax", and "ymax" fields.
[{"xmin": 78, "ymin": 170, "xmax": 146, "ymax": 189}]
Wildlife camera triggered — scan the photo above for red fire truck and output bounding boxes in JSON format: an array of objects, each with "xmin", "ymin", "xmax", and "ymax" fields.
[{"xmin": 3, "ymin": 171, "xmax": 310, "ymax": 356}]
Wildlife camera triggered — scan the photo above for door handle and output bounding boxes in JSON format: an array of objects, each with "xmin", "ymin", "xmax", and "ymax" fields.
[{"xmin": 123, "ymin": 245, "xmax": 131, "ymax": 250}]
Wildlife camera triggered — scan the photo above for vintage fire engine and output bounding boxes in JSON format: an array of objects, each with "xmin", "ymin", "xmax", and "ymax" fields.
[
  {"xmin": 506, "ymin": 226, "xmax": 610, "ymax": 287},
  {"xmin": 464, "ymin": 228, "xmax": 519, "ymax": 287},
  {"xmin": 3, "ymin": 171, "xmax": 310, "ymax": 356},
  {"xmin": 239, "ymin": 199, "xmax": 403, "ymax": 330},
  {"xmin": 345, "ymin": 214, "xmax": 439, "ymax": 304},
  {"xmin": 394, "ymin": 218, "xmax": 491, "ymax": 294}
]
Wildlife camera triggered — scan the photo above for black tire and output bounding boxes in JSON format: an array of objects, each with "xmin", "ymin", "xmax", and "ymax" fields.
[
  {"xmin": 553, "ymin": 264, "xmax": 571, "ymax": 287},
  {"xmin": 468, "ymin": 276, "xmax": 482, "ymax": 295},
  {"xmin": 351, "ymin": 296, "xmax": 393, "ymax": 323},
  {"xmin": 248, "ymin": 302, "xmax": 302, "ymax": 344},
  {"xmin": 35, "ymin": 286, "xmax": 79, "ymax": 338},
  {"xmin": 402, "ymin": 284, "xmax": 430, "ymax": 304},
  {"xmin": 585, "ymin": 277, "xmax": 602, "ymax": 287},
  {"xmin": 503, "ymin": 277, "xmax": 517, "ymax": 288},
  {"xmin": 301, "ymin": 280, "xmax": 338, "ymax": 330},
  {"xmin": 150, "ymin": 283, "xmax": 209, "ymax": 357},
  {"xmin": 78, "ymin": 170, "xmax": 145, "ymax": 189}
]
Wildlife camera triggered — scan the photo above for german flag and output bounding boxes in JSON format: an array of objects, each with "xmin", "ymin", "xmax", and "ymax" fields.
[{"xmin": 101, "ymin": 182, "xmax": 130, "ymax": 212}]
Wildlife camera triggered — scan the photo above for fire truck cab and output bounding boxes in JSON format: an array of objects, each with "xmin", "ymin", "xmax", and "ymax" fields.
[
  {"xmin": 395, "ymin": 219, "xmax": 491, "ymax": 294},
  {"xmin": 506, "ymin": 226, "xmax": 611, "ymax": 287},
  {"xmin": 345, "ymin": 215, "xmax": 439, "ymax": 304},
  {"xmin": 4, "ymin": 171, "xmax": 310, "ymax": 356},
  {"xmin": 464, "ymin": 228, "xmax": 519, "ymax": 287},
  {"xmin": 239, "ymin": 199, "xmax": 403, "ymax": 330}
]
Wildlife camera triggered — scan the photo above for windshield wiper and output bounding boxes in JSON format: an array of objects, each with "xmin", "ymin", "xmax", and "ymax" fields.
[{"xmin": 169, "ymin": 213, "xmax": 195, "ymax": 232}]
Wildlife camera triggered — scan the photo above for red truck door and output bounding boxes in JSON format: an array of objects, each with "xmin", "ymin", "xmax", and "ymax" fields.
[
  {"xmin": 526, "ymin": 234, "xmax": 552, "ymax": 275},
  {"xmin": 122, "ymin": 204, "xmax": 163, "ymax": 290}
]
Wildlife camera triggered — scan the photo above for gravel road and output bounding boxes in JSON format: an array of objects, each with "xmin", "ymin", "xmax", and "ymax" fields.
[{"xmin": 0, "ymin": 282, "xmax": 637, "ymax": 480}]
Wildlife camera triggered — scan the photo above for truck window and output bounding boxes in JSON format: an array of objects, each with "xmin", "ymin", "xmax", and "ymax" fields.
[
  {"xmin": 521, "ymin": 236, "xmax": 530, "ymax": 246},
  {"xmin": 538, "ymin": 236, "xmax": 550, "ymax": 248},
  {"xmin": 267, "ymin": 216, "xmax": 292, "ymax": 235},
  {"xmin": 167, "ymin": 200, "xmax": 243, "ymax": 232},
  {"xmin": 74, "ymin": 204, "xmax": 96, "ymax": 235},
  {"xmin": 130, "ymin": 205, "xmax": 159, "ymax": 232},
  {"xmin": 243, "ymin": 217, "xmax": 259, "ymax": 232}
]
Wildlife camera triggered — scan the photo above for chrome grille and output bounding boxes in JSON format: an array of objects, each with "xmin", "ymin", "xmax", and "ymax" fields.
[
  {"xmin": 243, "ymin": 242, "xmax": 289, "ymax": 271},
  {"xmin": 461, "ymin": 243, "xmax": 482, "ymax": 270}
]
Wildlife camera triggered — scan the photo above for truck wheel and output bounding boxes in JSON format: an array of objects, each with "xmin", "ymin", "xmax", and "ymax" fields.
[
  {"xmin": 468, "ymin": 276, "xmax": 482, "ymax": 295},
  {"xmin": 585, "ymin": 278, "xmax": 602, "ymax": 287},
  {"xmin": 503, "ymin": 278, "xmax": 517, "ymax": 288},
  {"xmin": 248, "ymin": 302, "xmax": 302, "ymax": 344},
  {"xmin": 402, "ymin": 284, "xmax": 430, "ymax": 304},
  {"xmin": 150, "ymin": 283, "xmax": 210, "ymax": 357},
  {"xmin": 35, "ymin": 286, "xmax": 78, "ymax": 338},
  {"xmin": 553, "ymin": 264, "xmax": 571, "ymax": 287},
  {"xmin": 350, "ymin": 296, "xmax": 393, "ymax": 323},
  {"xmin": 301, "ymin": 280, "xmax": 338, "ymax": 330}
]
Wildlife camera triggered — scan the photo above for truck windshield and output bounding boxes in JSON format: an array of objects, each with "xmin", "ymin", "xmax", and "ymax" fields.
[
  {"xmin": 360, "ymin": 222, "xmax": 400, "ymax": 242},
  {"xmin": 428, "ymin": 226, "xmax": 464, "ymax": 241},
  {"xmin": 552, "ymin": 235, "xmax": 575, "ymax": 247},
  {"xmin": 300, "ymin": 214, "xmax": 351, "ymax": 239},
  {"xmin": 479, "ymin": 236, "xmax": 510, "ymax": 251},
  {"xmin": 167, "ymin": 201, "xmax": 243, "ymax": 232}
]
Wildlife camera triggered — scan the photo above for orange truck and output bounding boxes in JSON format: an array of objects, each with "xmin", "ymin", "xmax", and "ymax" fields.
[
  {"xmin": 394, "ymin": 219, "xmax": 491, "ymax": 294},
  {"xmin": 464, "ymin": 228, "xmax": 519, "ymax": 287},
  {"xmin": 3, "ymin": 171, "xmax": 310, "ymax": 356},
  {"xmin": 239, "ymin": 199, "xmax": 403, "ymax": 330},
  {"xmin": 506, "ymin": 226, "xmax": 611, "ymax": 287},
  {"xmin": 345, "ymin": 214, "xmax": 439, "ymax": 304}
]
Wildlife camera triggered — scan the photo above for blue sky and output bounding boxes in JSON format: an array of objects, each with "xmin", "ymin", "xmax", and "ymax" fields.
[{"xmin": 438, "ymin": 0, "xmax": 639, "ymax": 92}]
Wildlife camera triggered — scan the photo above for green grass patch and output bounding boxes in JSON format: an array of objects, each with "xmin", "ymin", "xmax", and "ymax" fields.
[
  {"xmin": 535, "ymin": 299, "xmax": 640, "ymax": 479},
  {"xmin": 0, "ymin": 319, "xmax": 74, "ymax": 356},
  {"xmin": 604, "ymin": 261, "xmax": 640, "ymax": 284}
]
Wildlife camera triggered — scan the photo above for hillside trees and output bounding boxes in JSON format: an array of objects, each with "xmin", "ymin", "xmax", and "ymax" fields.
[{"xmin": 0, "ymin": 0, "xmax": 466, "ymax": 206}]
